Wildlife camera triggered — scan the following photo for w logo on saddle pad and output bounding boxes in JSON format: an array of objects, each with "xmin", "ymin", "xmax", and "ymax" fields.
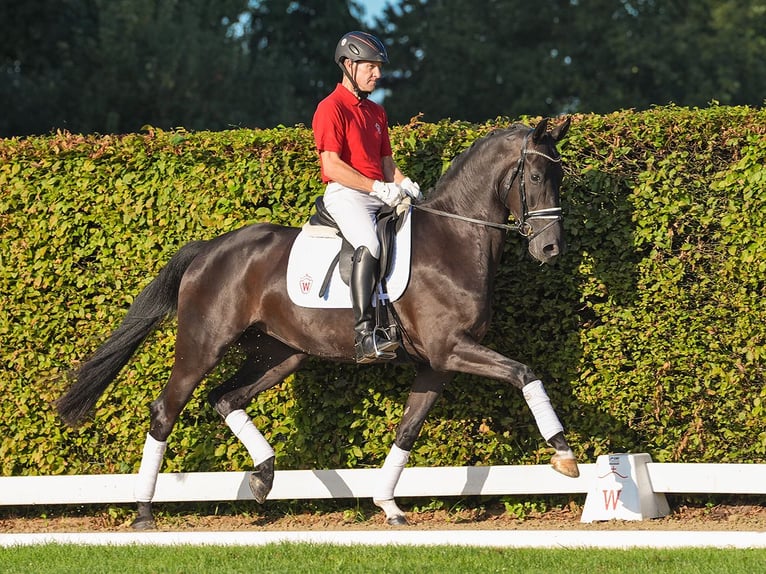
[{"xmin": 286, "ymin": 207, "xmax": 413, "ymax": 308}]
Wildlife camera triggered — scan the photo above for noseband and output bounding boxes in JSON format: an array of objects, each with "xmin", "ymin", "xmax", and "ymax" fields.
[{"xmin": 413, "ymin": 129, "xmax": 563, "ymax": 238}]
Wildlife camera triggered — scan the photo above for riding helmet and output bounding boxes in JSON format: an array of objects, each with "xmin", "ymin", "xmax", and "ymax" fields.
[{"xmin": 334, "ymin": 31, "xmax": 389, "ymax": 65}]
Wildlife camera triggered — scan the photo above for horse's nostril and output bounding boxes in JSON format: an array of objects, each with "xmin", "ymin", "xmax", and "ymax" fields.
[{"xmin": 543, "ymin": 243, "xmax": 560, "ymax": 257}]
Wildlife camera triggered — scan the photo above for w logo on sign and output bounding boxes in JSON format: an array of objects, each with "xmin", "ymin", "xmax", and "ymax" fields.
[
  {"xmin": 602, "ymin": 489, "xmax": 622, "ymax": 510},
  {"xmin": 299, "ymin": 274, "xmax": 313, "ymax": 295}
]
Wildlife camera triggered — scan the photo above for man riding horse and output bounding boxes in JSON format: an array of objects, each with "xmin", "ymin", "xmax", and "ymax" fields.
[
  {"xmin": 56, "ymin": 35, "xmax": 576, "ymax": 527},
  {"xmin": 311, "ymin": 31, "xmax": 422, "ymax": 364}
]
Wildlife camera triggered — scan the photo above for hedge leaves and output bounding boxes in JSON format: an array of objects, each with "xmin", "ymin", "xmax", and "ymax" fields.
[{"xmin": 2, "ymin": 106, "xmax": 765, "ymax": 477}]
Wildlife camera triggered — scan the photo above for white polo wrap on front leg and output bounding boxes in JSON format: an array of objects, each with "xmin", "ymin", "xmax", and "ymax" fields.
[
  {"xmin": 225, "ymin": 409, "xmax": 275, "ymax": 467},
  {"xmin": 373, "ymin": 443, "xmax": 410, "ymax": 502},
  {"xmin": 134, "ymin": 433, "xmax": 167, "ymax": 503},
  {"xmin": 522, "ymin": 379, "xmax": 564, "ymax": 442}
]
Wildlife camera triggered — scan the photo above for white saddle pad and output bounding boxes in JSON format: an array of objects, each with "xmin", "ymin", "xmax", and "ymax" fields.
[{"xmin": 286, "ymin": 207, "xmax": 412, "ymax": 308}]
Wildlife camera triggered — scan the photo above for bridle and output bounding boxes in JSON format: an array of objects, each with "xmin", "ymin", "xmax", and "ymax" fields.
[{"xmin": 413, "ymin": 129, "xmax": 563, "ymax": 238}]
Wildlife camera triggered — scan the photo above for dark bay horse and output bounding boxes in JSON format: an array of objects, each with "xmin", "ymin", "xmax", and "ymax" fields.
[{"xmin": 57, "ymin": 117, "xmax": 577, "ymax": 529}]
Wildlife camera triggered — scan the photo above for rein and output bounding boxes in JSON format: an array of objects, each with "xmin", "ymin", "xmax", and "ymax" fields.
[
  {"xmin": 412, "ymin": 130, "xmax": 563, "ymax": 238},
  {"xmin": 411, "ymin": 203, "xmax": 522, "ymax": 232}
]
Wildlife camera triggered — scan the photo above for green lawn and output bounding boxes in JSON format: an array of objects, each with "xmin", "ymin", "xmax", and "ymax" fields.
[{"xmin": 2, "ymin": 544, "xmax": 765, "ymax": 573}]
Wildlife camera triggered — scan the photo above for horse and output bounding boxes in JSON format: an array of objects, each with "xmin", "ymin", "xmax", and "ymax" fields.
[{"xmin": 57, "ymin": 117, "xmax": 577, "ymax": 529}]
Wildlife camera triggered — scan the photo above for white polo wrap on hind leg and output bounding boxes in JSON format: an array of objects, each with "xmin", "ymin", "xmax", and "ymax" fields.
[
  {"xmin": 523, "ymin": 380, "xmax": 564, "ymax": 442},
  {"xmin": 134, "ymin": 433, "xmax": 167, "ymax": 503},
  {"xmin": 373, "ymin": 443, "xmax": 410, "ymax": 502},
  {"xmin": 225, "ymin": 409, "xmax": 275, "ymax": 467}
]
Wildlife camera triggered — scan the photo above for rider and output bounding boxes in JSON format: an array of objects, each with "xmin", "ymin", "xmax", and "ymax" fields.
[{"xmin": 312, "ymin": 31, "xmax": 422, "ymax": 364}]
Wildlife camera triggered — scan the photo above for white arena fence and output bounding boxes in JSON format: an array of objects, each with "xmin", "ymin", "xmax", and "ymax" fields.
[{"xmin": 2, "ymin": 457, "xmax": 765, "ymax": 522}]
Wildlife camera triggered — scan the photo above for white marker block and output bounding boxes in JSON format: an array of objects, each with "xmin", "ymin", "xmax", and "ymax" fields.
[{"xmin": 581, "ymin": 453, "xmax": 670, "ymax": 523}]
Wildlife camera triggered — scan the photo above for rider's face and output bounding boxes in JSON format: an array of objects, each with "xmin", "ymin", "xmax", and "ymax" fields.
[{"xmin": 349, "ymin": 61, "xmax": 382, "ymax": 92}]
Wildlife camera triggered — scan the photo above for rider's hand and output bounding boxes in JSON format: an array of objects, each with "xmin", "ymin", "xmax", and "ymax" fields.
[
  {"xmin": 399, "ymin": 177, "xmax": 423, "ymax": 201},
  {"xmin": 371, "ymin": 181, "xmax": 405, "ymax": 207}
]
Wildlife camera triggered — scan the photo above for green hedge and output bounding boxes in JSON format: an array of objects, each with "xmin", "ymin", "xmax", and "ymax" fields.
[{"xmin": 2, "ymin": 106, "xmax": 765, "ymax": 478}]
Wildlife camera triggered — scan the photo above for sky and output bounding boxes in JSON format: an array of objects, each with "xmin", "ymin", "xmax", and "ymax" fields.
[{"xmin": 359, "ymin": 0, "xmax": 395, "ymax": 25}]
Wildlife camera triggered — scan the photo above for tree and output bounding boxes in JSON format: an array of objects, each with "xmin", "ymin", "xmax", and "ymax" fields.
[
  {"xmin": 376, "ymin": 0, "xmax": 766, "ymax": 124},
  {"xmin": 3, "ymin": 0, "xmax": 764, "ymax": 135},
  {"xmin": 557, "ymin": 0, "xmax": 766, "ymax": 112},
  {"xmin": 0, "ymin": 0, "xmax": 98, "ymax": 135},
  {"xmin": 83, "ymin": 0, "xmax": 251, "ymax": 133},
  {"xmin": 237, "ymin": 0, "xmax": 363, "ymax": 127},
  {"xmin": 0, "ymin": 0, "xmax": 252, "ymax": 135},
  {"xmin": 0, "ymin": 0, "xmax": 366, "ymax": 135},
  {"xmin": 377, "ymin": 0, "xmax": 572, "ymax": 123}
]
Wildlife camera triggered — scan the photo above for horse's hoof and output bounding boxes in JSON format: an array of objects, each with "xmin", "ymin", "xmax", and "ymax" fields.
[
  {"xmin": 131, "ymin": 515, "xmax": 156, "ymax": 530},
  {"xmin": 374, "ymin": 498, "xmax": 409, "ymax": 526},
  {"xmin": 249, "ymin": 456, "xmax": 275, "ymax": 504},
  {"xmin": 551, "ymin": 453, "xmax": 580, "ymax": 478},
  {"xmin": 386, "ymin": 514, "xmax": 409, "ymax": 526},
  {"xmin": 131, "ymin": 501, "xmax": 156, "ymax": 530}
]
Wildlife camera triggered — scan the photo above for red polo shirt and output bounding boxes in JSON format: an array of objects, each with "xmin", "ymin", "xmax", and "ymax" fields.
[{"xmin": 312, "ymin": 84, "xmax": 392, "ymax": 183}]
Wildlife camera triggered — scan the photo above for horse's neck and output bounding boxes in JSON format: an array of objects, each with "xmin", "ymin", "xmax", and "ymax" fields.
[
  {"xmin": 429, "ymin": 177, "xmax": 509, "ymax": 229},
  {"xmin": 424, "ymin": 184, "xmax": 509, "ymax": 272}
]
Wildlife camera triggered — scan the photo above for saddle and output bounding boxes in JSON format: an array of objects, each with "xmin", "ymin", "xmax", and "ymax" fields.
[
  {"xmin": 285, "ymin": 197, "xmax": 412, "ymax": 309},
  {"xmin": 307, "ymin": 196, "xmax": 405, "ymax": 297}
]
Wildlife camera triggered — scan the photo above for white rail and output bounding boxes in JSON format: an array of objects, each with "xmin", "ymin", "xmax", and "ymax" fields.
[{"xmin": 2, "ymin": 462, "xmax": 765, "ymax": 506}]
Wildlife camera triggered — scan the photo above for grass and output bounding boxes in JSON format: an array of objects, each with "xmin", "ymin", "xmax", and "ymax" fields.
[{"xmin": 1, "ymin": 544, "xmax": 765, "ymax": 573}]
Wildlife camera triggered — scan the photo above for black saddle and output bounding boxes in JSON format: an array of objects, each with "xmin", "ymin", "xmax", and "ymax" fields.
[{"xmin": 308, "ymin": 196, "xmax": 403, "ymax": 297}]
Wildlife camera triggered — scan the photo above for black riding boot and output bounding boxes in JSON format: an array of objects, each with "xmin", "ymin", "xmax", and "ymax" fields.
[{"xmin": 351, "ymin": 246, "xmax": 399, "ymax": 363}]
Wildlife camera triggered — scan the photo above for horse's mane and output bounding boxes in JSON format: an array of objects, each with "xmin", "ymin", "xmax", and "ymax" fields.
[{"xmin": 424, "ymin": 123, "xmax": 530, "ymax": 211}]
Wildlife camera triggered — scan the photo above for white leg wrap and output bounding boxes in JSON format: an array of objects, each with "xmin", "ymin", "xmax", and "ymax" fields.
[
  {"xmin": 134, "ymin": 433, "xmax": 167, "ymax": 502},
  {"xmin": 373, "ymin": 444, "xmax": 410, "ymax": 502},
  {"xmin": 225, "ymin": 409, "xmax": 275, "ymax": 467},
  {"xmin": 523, "ymin": 380, "xmax": 564, "ymax": 442}
]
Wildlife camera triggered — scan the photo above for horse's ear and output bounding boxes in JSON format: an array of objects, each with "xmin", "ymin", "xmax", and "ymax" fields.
[
  {"xmin": 532, "ymin": 118, "xmax": 549, "ymax": 143},
  {"xmin": 550, "ymin": 117, "xmax": 571, "ymax": 142}
]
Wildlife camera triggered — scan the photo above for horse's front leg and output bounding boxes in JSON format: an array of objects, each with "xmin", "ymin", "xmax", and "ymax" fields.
[
  {"xmin": 439, "ymin": 336, "xmax": 579, "ymax": 478},
  {"xmin": 523, "ymin": 380, "xmax": 579, "ymax": 478},
  {"xmin": 374, "ymin": 365, "xmax": 451, "ymax": 526}
]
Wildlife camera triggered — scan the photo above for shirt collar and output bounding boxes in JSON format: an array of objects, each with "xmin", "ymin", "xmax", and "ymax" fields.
[{"xmin": 335, "ymin": 83, "xmax": 366, "ymax": 107}]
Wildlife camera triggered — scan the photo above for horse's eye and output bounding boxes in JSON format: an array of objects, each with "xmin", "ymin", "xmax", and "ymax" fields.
[{"xmin": 530, "ymin": 173, "xmax": 542, "ymax": 184}]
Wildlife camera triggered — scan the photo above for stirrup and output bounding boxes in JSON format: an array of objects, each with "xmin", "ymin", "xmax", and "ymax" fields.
[
  {"xmin": 373, "ymin": 326, "xmax": 399, "ymax": 353},
  {"xmin": 355, "ymin": 333, "xmax": 397, "ymax": 364}
]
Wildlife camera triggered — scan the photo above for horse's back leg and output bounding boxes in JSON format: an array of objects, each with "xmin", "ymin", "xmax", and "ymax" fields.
[
  {"xmin": 132, "ymin": 299, "xmax": 254, "ymax": 529},
  {"xmin": 133, "ymin": 348, "xmax": 234, "ymax": 530},
  {"xmin": 132, "ymin": 357, "xmax": 226, "ymax": 529},
  {"xmin": 207, "ymin": 332, "xmax": 308, "ymax": 504},
  {"xmin": 207, "ymin": 330, "xmax": 306, "ymax": 416},
  {"xmin": 374, "ymin": 365, "xmax": 451, "ymax": 526}
]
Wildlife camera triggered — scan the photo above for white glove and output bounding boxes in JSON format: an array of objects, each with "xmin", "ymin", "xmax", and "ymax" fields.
[
  {"xmin": 371, "ymin": 180, "xmax": 405, "ymax": 207},
  {"xmin": 399, "ymin": 177, "xmax": 423, "ymax": 201}
]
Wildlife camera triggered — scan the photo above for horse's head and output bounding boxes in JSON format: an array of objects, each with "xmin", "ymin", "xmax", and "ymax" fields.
[{"xmin": 504, "ymin": 117, "xmax": 570, "ymax": 264}]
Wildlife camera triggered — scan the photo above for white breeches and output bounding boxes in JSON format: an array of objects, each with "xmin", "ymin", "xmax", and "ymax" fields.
[{"xmin": 323, "ymin": 182, "xmax": 384, "ymax": 259}]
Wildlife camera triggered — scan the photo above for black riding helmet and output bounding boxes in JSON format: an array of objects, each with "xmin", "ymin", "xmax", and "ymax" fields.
[{"xmin": 335, "ymin": 31, "xmax": 388, "ymax": 99}]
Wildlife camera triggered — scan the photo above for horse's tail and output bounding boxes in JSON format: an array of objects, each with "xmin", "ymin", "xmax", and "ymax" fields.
[{"xmin": 56, "ymin": 240, "xmax": 209, "ymax": 427}]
